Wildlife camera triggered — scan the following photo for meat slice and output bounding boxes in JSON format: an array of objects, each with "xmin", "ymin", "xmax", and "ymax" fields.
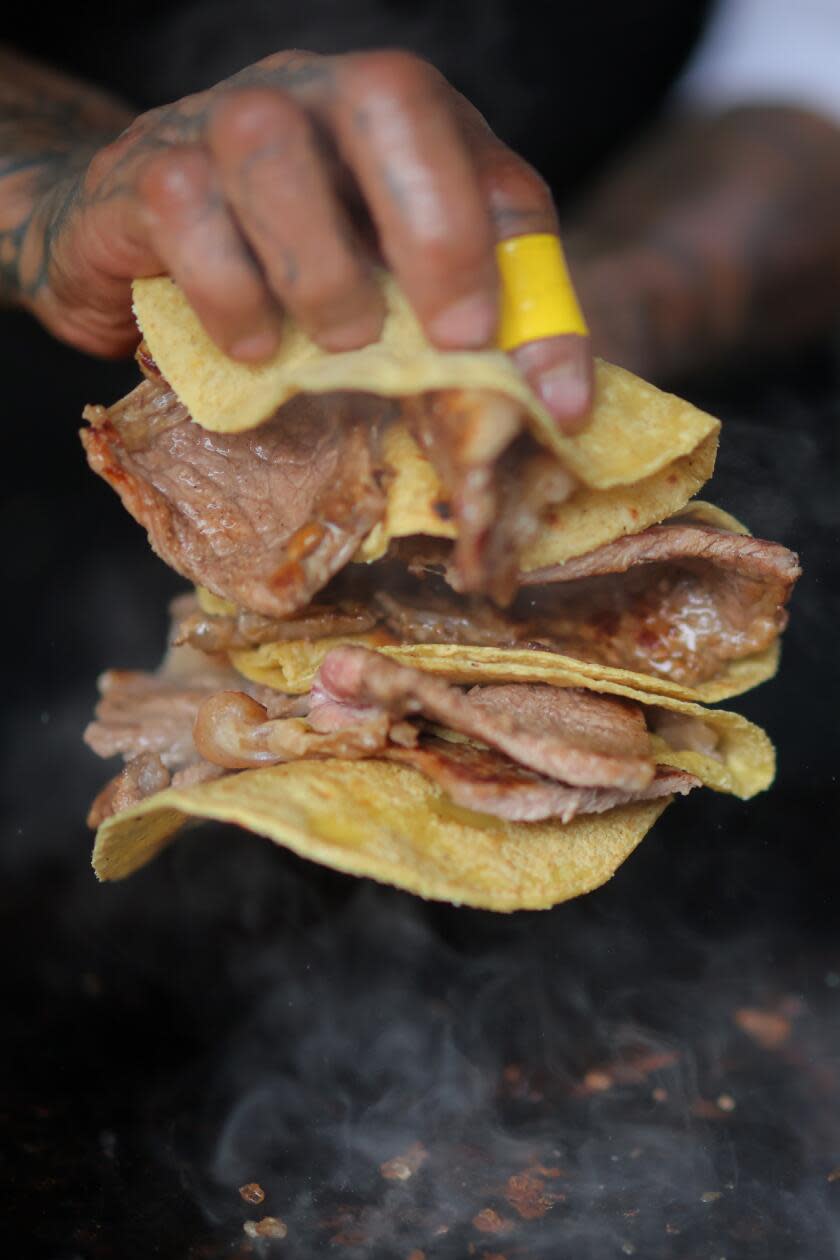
[
  {"xmin": 85, "ymin": 655, "xmax": 306, "ymax": 765},
  {"xmin": 84, "ymin": 629, "xmax": 307, "ymax": 823},
  {"xmin": 87, "ymin": 752, "xmax": 172, "ymax": 828},
  {"xmin": 81, "ymin": 379, "xmax": 389, "ymax": 617},
  {"xmin": 313, "ymin": 646, "xmax": 655, "ymax": 790},
  {"xmin": 192, "ymin": 691, "xmax": 396, "ymax": 770},
  {"xmin": 521, "ymin": 521, "xmax": 800, "ymax": 586},
  {"xmin": 173, "ymin": 597, "xmax": 379, "ymax": 652},
  {"xmin": 374, "ymin": 589, "xmax": 522, "ymax": 648},
  {"xmin": 518, "ymin": 522, "xmax": 800, "ymax": 685},
  {"xmin": 404, "ymin": 389, "xmax": 574, "ymax": 603},
  {"xmin": 84, "ymin": 667, "xmax": 228, "ymax": 771},
  {"xmin": 387, "ymin": 738, "xmax": 699, "ymax": 822},
  {"xmin": 367, "ymin": 521, "xmax": 799, "ymax": 687}
]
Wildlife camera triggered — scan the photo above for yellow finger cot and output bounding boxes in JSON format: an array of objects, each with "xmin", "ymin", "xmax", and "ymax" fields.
[{"xmin": 496, "ymin": 233, "xmax": 589, "ymax": 350}]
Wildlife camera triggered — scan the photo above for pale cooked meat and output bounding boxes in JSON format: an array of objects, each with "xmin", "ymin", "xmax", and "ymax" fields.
[
  {"xmin": 170, "ymin": 762, "xmax": 227, "ymax": 789},
  {"xmin": 387, "ymin": 738, "xmax": 699, "ymax": 822},
  {"xmin": 404, "ymin": 389, "xmax": 574, "ymax": 603},
  {"xmin": 87, "ymin": 750, "xmax": 227, "ymax": 828},
  {"xmin": 192, "ymin": 691, "xmax": 396, "ymax": 770},
  {"xmin": 87, "ymin": 752, "xmax": 171, "ymax": 828},
  {"xmin": 85, "ymin": 659, "xmax": 307, "ymax": 766},
  {"xmin": 521, "ymin": 522, "xmax": 800, "ymax": 585},
  {"xmin": 374, "ymin": 590, "xmax": 524, "ymax": 648},
  {"xmin": 85, "ymin": 668, "xmax": 226, "ymax": 771},
  {"xmin": 312, "ymin": 646, "xmax": 655, "ymax": 790},
  {"xmin": 370, "ymin": 522, "xmax": 800, "ymax": 687},
  {"xmin": 81, "ymin": 379, "xmax": 390, "ymax": 618},
  {"xmin": 517, "ymin": 524, "xmax": 799, "ymax": 685},
  {"xmin": 84, "ymin": 631, "xmax": 307, "ymax": 824},
  {"xmin": 173, "ymin": 597, "xmax": 378, "ymax": 652}
]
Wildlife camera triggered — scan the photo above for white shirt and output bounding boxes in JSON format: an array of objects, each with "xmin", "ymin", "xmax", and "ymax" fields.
[{"xmin": 674, "ymin": 0, "xmax": 840, "ymax": 123}]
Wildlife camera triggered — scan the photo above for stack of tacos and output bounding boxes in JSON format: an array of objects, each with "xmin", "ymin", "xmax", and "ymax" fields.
[{"xmin": 81, "ymin": 275, "xmax": 799, "ymax": 911}]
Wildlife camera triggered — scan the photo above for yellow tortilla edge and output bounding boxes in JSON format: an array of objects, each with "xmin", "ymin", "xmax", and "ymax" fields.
[
  {"xmin": 132, "ymin": 274, "xmax": 720, "ymax": 490},
  {"xmin": 230, "ymin": 635, "xmax": 779, "ymax": 708},
  {"xmin": 355, "ymin": 427, "xmax": 718, "ymax": 569},
  {"xmin": 229, "ymin": 641, "xmax": 773, "ymax": 799},
  {"xmin": 91, "ymin": 759, "xmax": 671, "ymax": 910}
]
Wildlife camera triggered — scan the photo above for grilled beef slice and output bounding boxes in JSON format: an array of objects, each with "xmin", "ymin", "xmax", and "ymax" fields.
[
  {"xmin": 82, "ymin": 379, "xmax": 389, "ymax": 617},
  {"xmin": 310, "ymin": 647, "xmax": 655, "ymax": 790},
  {"xmin": 386, "ymin": 738, "xmax": 698, "ymax": 822}
]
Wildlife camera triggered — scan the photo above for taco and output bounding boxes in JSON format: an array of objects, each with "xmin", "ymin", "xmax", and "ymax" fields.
[{"xmin": 80, "ymin": 274, "xmax": 796, "ymax": 909}]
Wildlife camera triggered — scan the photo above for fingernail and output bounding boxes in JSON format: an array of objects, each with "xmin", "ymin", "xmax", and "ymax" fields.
[
  {"xmin": 535, "ymin": 356, "xmax": 592, "ymax": 429},
  {"xmin": 229, "ymin": 330, "xmax": 280, "ymax": 362},
  {"xmin": 427, "ymin": 293, "xmax": 497, "ymax": 349}
]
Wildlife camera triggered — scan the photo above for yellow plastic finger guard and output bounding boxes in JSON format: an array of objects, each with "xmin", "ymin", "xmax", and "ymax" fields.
[{"xmin": 495, "ymin": 233, "xmax": 588, "ymax": 351}]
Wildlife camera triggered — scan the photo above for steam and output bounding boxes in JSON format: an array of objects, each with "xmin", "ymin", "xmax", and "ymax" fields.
[{"xmin": 142, "ymin": 830, "xmax": 840, "ymax": 1258}]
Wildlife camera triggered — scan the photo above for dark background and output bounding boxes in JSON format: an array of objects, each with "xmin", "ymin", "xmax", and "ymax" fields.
[{"xmin": 2, "ymin": 5, "xmax": 840, "ymax": 1258}]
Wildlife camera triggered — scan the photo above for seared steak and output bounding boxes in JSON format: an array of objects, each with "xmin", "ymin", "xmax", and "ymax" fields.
[
  {"xmin": 311, "ymin": 646, "xmax": 655, "ymax": 790},
  {"xmin": 404, "ymin": 389, "xmax": 574, "ymax": 602},
  {"xmin": 81, "ymin": 379, "xmax": 389, "ymax": 617},
  {"xmin": 387, "ymin": 738, "xmax": 699, "ymax": 822},
  {"xmin": 371, "ymin": 522, "xmax": 799, "ymax": 686},
  {"xmin": 173, "ymin": 597, "xmax": 379, "ymax": 652},
  {"xmin": 87, "ymin": 752, "xmax": 173, "ymax": 828}
]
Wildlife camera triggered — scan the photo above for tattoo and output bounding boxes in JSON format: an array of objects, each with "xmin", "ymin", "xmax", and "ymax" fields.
[
  {"xmin": 0, "ymin": 48, "xmax": 130, "ymax": 305},
  {"xmin": 0, "ymin": 45, "xmax": 339, "ymax": 312}
]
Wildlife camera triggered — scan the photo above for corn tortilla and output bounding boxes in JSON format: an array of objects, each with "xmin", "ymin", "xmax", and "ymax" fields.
[
  {"xmin": 354, "ymin": 426, "xmax": 718, "ymax": 569},
  {"xmin": 132, "ymin": 274, "xmax": 719, "ymax": 490},
  {"xmin": 217, "ymin": 499, "xmax": 777, "ymax": 703},
  {"xmin": 92, "ymin": 760, "xmax": 670, "ymax": 910},
  {"xmin": 228, "ymin": 646, "xmax": 773, "ymax": 799},
  {"xmin": 230, "ymin": 636, "xmax": 779, "ymax": 707}
]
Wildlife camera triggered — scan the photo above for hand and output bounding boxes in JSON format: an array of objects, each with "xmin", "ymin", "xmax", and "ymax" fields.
[{"xmin": 22, "ymin": 49, "xmax": 592, "ymax": 431}]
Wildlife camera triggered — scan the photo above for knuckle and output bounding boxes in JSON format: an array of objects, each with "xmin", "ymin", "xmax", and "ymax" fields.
[
  {"xmin": 343, "ymin": 48, "xmax": 439, "ymax": 104},
  {"xmin": 209, "ymin": 86, "xmax": 309, "ymax": 150},
  {"xmin": 138, "ymin": 147, "xmax": 211, "ymax": 211}
]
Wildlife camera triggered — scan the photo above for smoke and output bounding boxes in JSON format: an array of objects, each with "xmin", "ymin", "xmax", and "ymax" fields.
[
  {"xmin": 2, "ymin": 339, "xmax": 839, "ymax": 1256},
  {"xmin": 120, "ymin": 808, "xmax": 840, "ymax": 1260}
]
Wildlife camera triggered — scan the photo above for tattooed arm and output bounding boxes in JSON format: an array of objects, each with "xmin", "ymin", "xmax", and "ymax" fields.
[
  {"xmin": 565, "ymin": 105, "xmax": 840, "ymax": 382},
  {"xmin": 0, "ymin": 50, "xmax": 132, "ymax": 324},
  {"xmin": 0, "ymin": 46, "xmax": 592, "ymax": 430}
]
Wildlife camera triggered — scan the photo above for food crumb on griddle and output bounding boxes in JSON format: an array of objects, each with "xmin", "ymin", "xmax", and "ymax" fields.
[
  {"xmin": 239, "ymin": 1183, "xmax": 266, "ymax": 1205},
  {"xmin": 380, "ymin": 1140, "xmax": 429, "ymax": 1181},
  {"xmin": 504, "ymin": 1168, "xmax": 564, "ymax": 1219},
  {"xmin": 472, "ymin": 1208, "xmax": 511, "ymax": 1233},
  {"xmin": 243, "ymin": 1216, "xmax": 287, "ymax": 1239}
]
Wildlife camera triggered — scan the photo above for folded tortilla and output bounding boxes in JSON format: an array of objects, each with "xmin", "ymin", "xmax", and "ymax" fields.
[
  {"xmin": 223, "ymin": 500, "xmax": 780, "ymax": 705},
  {"xmin": 88, "ymin": 280, "xmax": 775, "ymax": 911},
  {"xmin": 354, "ymin": 423, "xmax": 718, "ymax": 570},
  {"xmin": 133, "ymin": 275, "xmax": 719, "ymax": 570},
  {"xmin": 230, "ymin": 636, "xmax": 780, "ymax": 707},
  {"xmin": 91, "ymin": 763, "xmax": 670, "ymax": 911},
  {"xmin": 90, "ymin": 658, "xmax": 773, "ymax": 909}
]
